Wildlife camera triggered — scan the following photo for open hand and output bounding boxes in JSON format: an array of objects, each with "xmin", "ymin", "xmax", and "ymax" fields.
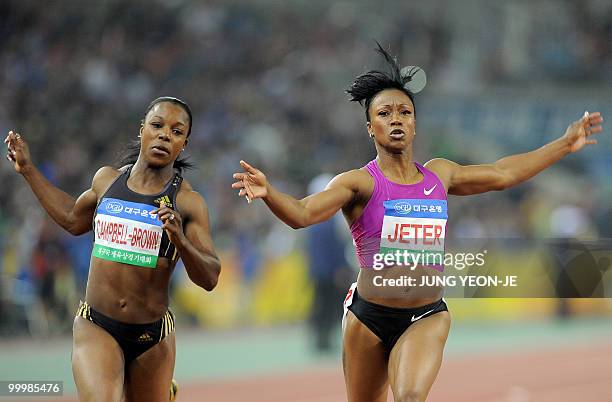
[
  {"xmin": 231, "ymin": 160, "xmax": 268, "ymax": 203},
  {"xmin": 4, "ymin": 130, "xmax": 33, "ymax": 174},
  {"xmin": 564, "ymin": 111, "xmax": 604, "ymax": 153}
]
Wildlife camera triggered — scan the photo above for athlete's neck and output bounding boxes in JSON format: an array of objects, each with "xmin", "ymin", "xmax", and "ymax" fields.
[
  {"xmin": 376, "ymin": 150, "xmax": 421, "ymax": 185},
  {"xmin": 129, "ymin": 159, "xmax": 174, "ymax": 193}
]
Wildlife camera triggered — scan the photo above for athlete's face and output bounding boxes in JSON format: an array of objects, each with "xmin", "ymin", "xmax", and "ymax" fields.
[
  {"xmin": 140, "ymin": 102, "xmax": 190, "ymax": 168},
  {"xmin": 367, "ymin": 89, "xmax": 415, "ymax": 152}
]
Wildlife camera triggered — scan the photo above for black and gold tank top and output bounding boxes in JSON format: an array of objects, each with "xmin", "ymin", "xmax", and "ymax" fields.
[{"xmin": 92, "ymin": 165, "xmax": 183, "ymax": 268}]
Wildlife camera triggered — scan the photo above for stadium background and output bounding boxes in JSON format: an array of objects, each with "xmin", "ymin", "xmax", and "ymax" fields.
[{"xmin": 1, "ymin": 0, "xmax": 611, "ymax": 401}]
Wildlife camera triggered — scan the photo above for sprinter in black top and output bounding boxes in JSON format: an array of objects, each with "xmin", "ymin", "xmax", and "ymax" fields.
[
  {"xmin": 5, "ymin": 96, "xmax": 221, "ymax": 402},
  {"xmin": 93, "ymin": 163, "xmax": 183, "ymax": 264}
]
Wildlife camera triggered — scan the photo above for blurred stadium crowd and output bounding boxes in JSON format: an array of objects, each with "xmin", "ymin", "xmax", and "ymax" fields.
[{"xmin": 0, "ymin": 0, "xmax": 611, "ymax": 340}]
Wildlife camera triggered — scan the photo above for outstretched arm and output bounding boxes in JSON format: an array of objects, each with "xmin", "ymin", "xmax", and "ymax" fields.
[
  {"xmin": 156, "ymin": 193, "xmax": 221, "ymax": 291},
  {"xmin": 232, "ymin": 160, "xmax": 358, "ymax": 229},
  {"xmin": 426, "ymin": 112, "xmax": 604, "ymax": 195},
  {"xmin": 5, "ymin": 130, "xmax": 107, "ymax": 235}
]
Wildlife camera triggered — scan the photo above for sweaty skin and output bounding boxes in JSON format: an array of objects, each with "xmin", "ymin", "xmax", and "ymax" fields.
[{"xmin": 232, "ymin": 89, "xmax": 603, "ymax": 307}]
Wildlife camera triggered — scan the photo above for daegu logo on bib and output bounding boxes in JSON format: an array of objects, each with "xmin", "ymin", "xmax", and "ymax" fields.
[
  {"xmin": 94, "ymin": 198, "xmax": 163, "ymax": 268},
  {"xmin": 393, "ymin": 202, "xmax": 412, "ymax": 214},
  {"xmin": 106, "ymin": 201, "xmax": 124, "ymax": 214},
  {"xmin": 379, "ymin": 199, "xmax": 448, "ymax": 267}
]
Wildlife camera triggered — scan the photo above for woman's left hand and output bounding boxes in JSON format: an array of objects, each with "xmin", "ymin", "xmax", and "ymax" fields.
[
  {"xmin": 155, "ymin": 201, "xmax": 185, "ymax": 246},
  {"xmin": 564, "ymin": 111, "xmax": 604, "ymax": 153}
]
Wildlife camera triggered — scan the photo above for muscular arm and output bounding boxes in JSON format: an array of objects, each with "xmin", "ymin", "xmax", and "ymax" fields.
[
  {"xmin": 22, "ymin": 165, "xmax": 118, "ymax": 235},
  {"xmin": 22, "ymin": 167, "xmax": 100, "ymax": 234},
  {"xmin": 169, "ymin": 191, "xmax": 220, "ymax": 291},
  {"xmin": 6, "ymin": 131, "xmax": 116, "ymax": 235},
  {"xmin": 426, "ymin": 112, "xmax": 604, "ymax": 195},
  {"xmin": 426, "ymin": 138, "xmax": 570, "ymax": 195},
  {"xmin": 262, "ymin": 171, "xmax": 360, "ymax": 229},
  {"xmin": 233, "ymin": 159, "xmax": 363, "ymax": 229}
]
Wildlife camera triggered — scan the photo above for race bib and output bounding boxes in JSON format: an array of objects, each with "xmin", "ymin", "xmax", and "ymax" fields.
[
  {"xmin": 342, "ymin": 282, "xmax": 358, "ymax": 321},
  {"xmin": 379, "ymin": 199, "xmax": 447, "ymax": 267},
  {"xmin": 93, "ymin": 198, "xmax": 163, "ymax": 268}
]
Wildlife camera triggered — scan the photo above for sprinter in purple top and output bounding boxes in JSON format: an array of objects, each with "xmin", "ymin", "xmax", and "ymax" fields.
[
  {"xmin": 232, "ymin": 44, "xmax": 604, "ymax": 402},
  {"xmin": 351, "ymin": 160, "xmax": 447, "ymax": 272}
]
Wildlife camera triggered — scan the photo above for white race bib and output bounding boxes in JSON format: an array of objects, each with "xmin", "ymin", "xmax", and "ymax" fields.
[
  {"xmin": 379, "ymin": 199, "xmax": 447, "ymax": 268},
  {"xmin": 93, "ymin": 198, "xmax": 163, "ymax": 268}
]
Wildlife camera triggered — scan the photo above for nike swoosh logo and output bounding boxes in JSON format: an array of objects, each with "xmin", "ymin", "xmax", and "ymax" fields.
[
  {"xmin": 423, "ymin": 184, "xmax": 437, "ymax": 196},
  {"xmin": 411, "ymin": 308, "xmax": 436, "ymax": 322}
]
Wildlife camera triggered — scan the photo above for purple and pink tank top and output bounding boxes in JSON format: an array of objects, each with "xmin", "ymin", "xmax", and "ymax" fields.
[{"xmin": 350, "ymin": 160, "xmax": 448, "ymax": 270}]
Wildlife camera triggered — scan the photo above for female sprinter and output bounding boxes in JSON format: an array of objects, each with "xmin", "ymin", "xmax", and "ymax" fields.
[
  {"xmin": 5, "ymin": 97, "xmax": 221, "ymax": 402},
  {"xmin": 232, "ymin": 45, "xmax": 604, "ymax": 402}
]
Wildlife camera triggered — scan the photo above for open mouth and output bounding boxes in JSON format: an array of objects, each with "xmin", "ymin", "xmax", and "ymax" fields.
[{"xmin": 389, "ymin": 129, "xmax": 405, "ymax": 139}]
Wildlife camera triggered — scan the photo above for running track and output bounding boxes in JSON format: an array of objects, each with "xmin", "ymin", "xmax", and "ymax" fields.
[{"xmin": 24, "ymin": 340, "xmax": 612, "ymax": 402}]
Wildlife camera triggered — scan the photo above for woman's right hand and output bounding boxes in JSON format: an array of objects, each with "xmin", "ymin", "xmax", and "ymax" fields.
[
  {"xmin": 4, "ymin": 130, "xmax": 32, "ymax": 174},
  {"xmin": 232, "ymin": 160, "xmax": 268, "ymax": 203}
]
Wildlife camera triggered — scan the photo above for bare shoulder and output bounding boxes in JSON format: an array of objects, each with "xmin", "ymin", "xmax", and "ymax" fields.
[
  {"xmin": 176, "ymin": 180, "xmax": 207, "ymax": 218},
  {"xmin": 328, "ymin": 168, "xmax": 373, "ymax": 193},
  {"xmin": 424, "ymin": 158, "xmax": 459, "ymax": 190},
  {"xmin": 179, "ymin": 177, "xmax": 195, "ymax": 192},
  {"xmin": 424, "ymin": 158, "xmax": 458, "ymax": 173},
  {"xmin": 91, "ymin": 166, "xmax": 122, "ymax": 195},
  {"xmin": 327, "ymin": 168, "xmax": 375, "ymax": 211}
]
